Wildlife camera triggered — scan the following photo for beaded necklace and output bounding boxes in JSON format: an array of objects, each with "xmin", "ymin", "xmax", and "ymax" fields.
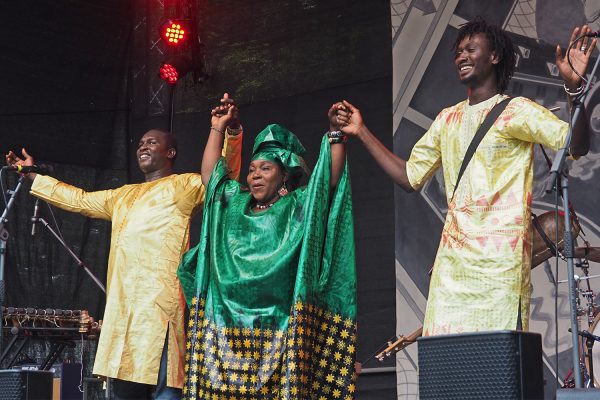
[{"xmin": 255, "ymin": 202, "xmax": 274, "ymax": 210}]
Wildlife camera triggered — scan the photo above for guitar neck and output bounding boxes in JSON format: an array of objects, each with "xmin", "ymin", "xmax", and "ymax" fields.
[{"xmin": 375, "ymin": 326, "xmax": 423, "ymax": 361}]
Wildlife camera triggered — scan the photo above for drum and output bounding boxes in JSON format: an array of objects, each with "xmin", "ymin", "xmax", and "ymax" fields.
[
  {"xmin": 585, "ymin": 313, "xmax": 600, "ymax": 387},
  {"xmin": 531, "ymin": 211, "xmax": 581, "ymax": 268}
]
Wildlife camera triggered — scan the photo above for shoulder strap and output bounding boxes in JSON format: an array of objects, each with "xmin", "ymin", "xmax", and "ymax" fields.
[
  {"xmin": 452, "ymin": 97, "xmax": 511, "ymax": 200},
  {"xmin": 531, "ymin": 213, "xmax": 558, "ymax": 257}
]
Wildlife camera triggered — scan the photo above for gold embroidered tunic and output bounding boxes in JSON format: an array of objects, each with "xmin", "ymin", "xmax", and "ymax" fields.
[
  {"xmin": 29, "ymin": 134, "xmax": 242, "ymax": 388},
  {"xmin": 406, "ymin": 95, "xmax": 568, "ymax": 335}
]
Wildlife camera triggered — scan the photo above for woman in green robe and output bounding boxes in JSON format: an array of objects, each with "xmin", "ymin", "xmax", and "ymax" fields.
[{"xmin": 177, "ymin": 97, "xmax": 357, "ymax": 399}]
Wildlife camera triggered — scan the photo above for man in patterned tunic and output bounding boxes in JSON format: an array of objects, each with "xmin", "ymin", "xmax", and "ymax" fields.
[
  {"xmin": 333, "ymin": 18, "xmax": 593, "ymax": 335},
  {"xmin": 6, "ymin": 109, "xmax": 242, "ymax": 399}
]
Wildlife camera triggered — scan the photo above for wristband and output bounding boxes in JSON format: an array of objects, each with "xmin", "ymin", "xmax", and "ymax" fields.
[
  {"xmin": 328, "ymin": 136, "xmax": 348, "ymax": 144},
  {"xmin": 327, "ymin": 130, "xmax": 345, "ymax": 139},
  {"xmin": 226, "ymin": 126, "xmax": 243, "ymax": 136},
  {"xmin": 564, "ymin": 83, "xmax": 584, "ymax": 97}
]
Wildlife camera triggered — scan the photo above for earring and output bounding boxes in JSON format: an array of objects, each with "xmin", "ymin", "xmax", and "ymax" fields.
[{"xmin": 278, "ymin": 182, "xmax": 289, "ymax": 197}]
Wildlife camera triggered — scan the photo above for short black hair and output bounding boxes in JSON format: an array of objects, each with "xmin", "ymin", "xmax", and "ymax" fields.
[
  {"xmin": 161, "ymin": 130, "xmax": 178, "ymax": 157},
  {"xmin": 453, "ymin": 16, "xmax": 516, "ymax": 93},
  {"xmin": 141, "ymin": 129, "xmax": 178, "ymax": 162}
]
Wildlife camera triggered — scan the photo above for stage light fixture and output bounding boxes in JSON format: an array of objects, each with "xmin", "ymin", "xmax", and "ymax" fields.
[
  {"xmin": 159, "ymin": 56, "xmax": 192, "ymax": 85},
  {"xmin": 160, "ymin": 19, "xmax": 188, "ymax": 46}
]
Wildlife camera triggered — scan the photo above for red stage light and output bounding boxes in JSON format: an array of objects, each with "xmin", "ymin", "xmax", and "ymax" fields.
[
  {"xmin": 159, "ymin": 63, "xmax": 179, "ymax": 84},
  {"xmin": 161, "ymin": 20, "xmax": 187, "ymax": 46},
  {"xmin": 159, "ymin": 56, "xmax": 192, "ymax": 85}
]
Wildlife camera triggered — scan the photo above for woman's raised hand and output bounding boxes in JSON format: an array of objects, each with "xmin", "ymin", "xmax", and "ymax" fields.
[
  {"xmin": 211, "ymin": 105, "xmax": 237, "ymax": 131},
  {"xmin": 211, "ymin": 93, "xmax": 239, "ymax": 132},
  {"xmin": 328, "ymin": 102, "xmax": 347, "ymax": 131},
  {"xmin": 331, "ymin": 100, "xmax": 366, "ymax": 137}
]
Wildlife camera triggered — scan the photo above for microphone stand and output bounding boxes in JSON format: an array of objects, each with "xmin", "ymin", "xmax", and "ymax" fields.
[
  {"xmin": 169, "ymin": 84, "xmax": 175, "ymax": 133},
  {"xmin": 586, "ymin": 336, "xmax": 595, "ymax": 388},
  {"xmin": 36, "ymin": 216, "xmax": 106, "ymax": 294},
  {"xmin": 570, "ymin": 328, "xmax": 600, "ymax": 388},
  {"xmin": 0, "ymin": 175, "xmax": 25, "ymax": 364},
  {"xmin": 545, "ymin": 51, "xmax": 600, "ymax": 389}
]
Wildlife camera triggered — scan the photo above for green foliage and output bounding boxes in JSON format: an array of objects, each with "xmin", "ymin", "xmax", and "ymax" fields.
[{"xmin": 175, "ymin": 0, "xmax": 390, "ymax": 112}]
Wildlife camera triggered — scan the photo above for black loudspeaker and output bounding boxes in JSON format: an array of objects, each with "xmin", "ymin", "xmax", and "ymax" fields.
[
  {"xmin": 417, "ymin": 330, "xmax": 543, "ymax": 400},
  {"xmin": 58, "ymin": 363, "xmax": 83, "ymax": 400},
  {"xmin": 16, "ymin": 363, "xmax": 83, "ymax": 400},
  {"xmin": 557, "ymin": 388, "xmax": 600, "ymax": 399},
  {"xmin": 0, "ymin": 369, "xmax": 53, "ymax": 400}
]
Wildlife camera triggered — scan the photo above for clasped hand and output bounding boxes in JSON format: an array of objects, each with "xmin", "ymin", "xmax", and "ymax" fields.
[{"xmin": 211, "ymin": 93, "xmax": 240, "ymax": 133}]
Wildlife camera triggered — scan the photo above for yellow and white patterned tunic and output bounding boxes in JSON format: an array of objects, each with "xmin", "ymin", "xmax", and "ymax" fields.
[
  {"xmin": 29, "ymin": 134, "xmax": 242, "ymax": 388},
  {"xmin": 406, "ymin": 94, "xmax": 568, "ymax": 336}
]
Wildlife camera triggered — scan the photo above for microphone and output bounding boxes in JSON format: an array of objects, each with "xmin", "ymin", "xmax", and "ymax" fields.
[
  {"xmin": 580, "ymin": 330, "xmax": 600, "ymax": 342},
  {"xmin": 569, "ymin": 328, "xmax": 600, "ymax": 342},
  {"xmin": 31, "ymin": 199, "xmax": 40, "ymax": 237},
  {"xmin": 3, "ymin": 164, "xmax": 53, "ymax": 174}
]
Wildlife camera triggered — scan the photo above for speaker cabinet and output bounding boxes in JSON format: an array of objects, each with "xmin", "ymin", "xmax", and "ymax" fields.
[
  {"xmin": 56, "ymin": 363, "xmax": 83, "ymax": 400},
  {"xmin": 15, "ymin": 364, "xmax": 83, "ymax": 400},
  {"xmin": 417, "ymin": 330, "xmax": 543, "ymax": 400},
  {"xmin": 0, "ymin": 369, "xmax": 53, "ymax": 400},
  {"xmin": 557, "ymin": 388, "xmax": 600, "ymax": 399}
]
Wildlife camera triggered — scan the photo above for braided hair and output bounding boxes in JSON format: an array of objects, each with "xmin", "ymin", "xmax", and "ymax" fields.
[{"xmin": 453, "ymin": 16, "xmax": 516, "ymax": 93}]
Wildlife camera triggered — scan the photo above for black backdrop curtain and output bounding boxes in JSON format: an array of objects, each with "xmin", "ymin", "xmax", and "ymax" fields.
[{"xmin": 0, "ymin": 0, "xmax": 132, "ymax": 323}]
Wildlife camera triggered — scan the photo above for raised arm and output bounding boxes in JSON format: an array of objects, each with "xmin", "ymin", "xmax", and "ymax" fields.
[
  {"xmin": 6, "ymin": 148, "xmax": 115, "ymax": 220},
  {"xmin": 327, "ymin": 103, "xmax": 347, "ymax": 188},
  {"xmin": 335, "ymin": 100, "xmax": 414, "ymax": 192},
  {"xmin": 222, "ymin": 129, "xmax": 243, "ymax": 181},
  {"xmin": 201, "ymin": 93, "xmax": 239, "ymax": 187},
  {"xmin": 556, "ymin": 25, "xmax": 596, "ymax": 156}
]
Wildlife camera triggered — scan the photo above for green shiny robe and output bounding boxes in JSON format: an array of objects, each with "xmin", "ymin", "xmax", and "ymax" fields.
[{"xmin": 178, "ymin": 136, "xmax": 357, "ymax": 399}]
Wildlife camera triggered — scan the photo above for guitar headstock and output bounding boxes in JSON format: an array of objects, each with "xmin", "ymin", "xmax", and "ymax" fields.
[{"xmin": 374, "ymin": 326, "xmax": 423, "ymax": 361}]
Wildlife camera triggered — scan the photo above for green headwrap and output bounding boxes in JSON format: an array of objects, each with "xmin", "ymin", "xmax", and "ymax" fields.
[{"xmin": 251, "ymin": 124, "xmax": 310, "ymax": 185}]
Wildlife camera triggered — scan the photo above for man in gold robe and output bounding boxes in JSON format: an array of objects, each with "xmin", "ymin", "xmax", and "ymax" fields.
[
  {"xmin": 6, "ymin": 113, "xmax": 242, "ymax": 398},
  {"xmin": 333, "ymin": 19, "xmax": 593, "ymax": 335}
]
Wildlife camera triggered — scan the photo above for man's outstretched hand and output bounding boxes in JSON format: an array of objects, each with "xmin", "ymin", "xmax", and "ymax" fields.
[{"xmin": 5, "ymin": 148, "xmax": 37, "ymax": 180}]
